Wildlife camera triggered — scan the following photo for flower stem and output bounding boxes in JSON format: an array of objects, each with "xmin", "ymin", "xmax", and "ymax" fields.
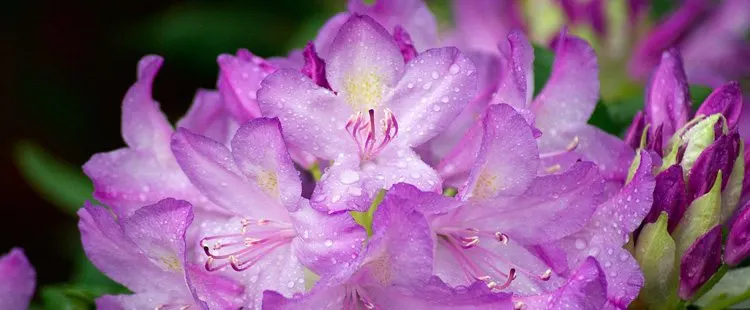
[
  {"xmin": 689, "ymin": 264, "xmax": 729, "ymax": 304},
  {"xmin": 702, "ymin": 289, "xmax": 750, "ymax": 310}
]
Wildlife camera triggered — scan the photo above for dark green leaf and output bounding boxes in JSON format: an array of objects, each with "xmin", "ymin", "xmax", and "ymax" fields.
[
  {"xmin": 690, "ymin": 85, "xmax": 713, "ymax": 111},
  {"xmin": 650, "ymin": 0, "xmax": 677, "ymax": 20},
  {"xmin": 532, "ymin": 44, "xmax": 555, "ymax": 96},
  {"xmin": 40, "ymin": 285, "xmax": 93, "ymax": 310},
  {"xmin": 14, "ymin": 141, "xmax": 93, "ymax": 216}
]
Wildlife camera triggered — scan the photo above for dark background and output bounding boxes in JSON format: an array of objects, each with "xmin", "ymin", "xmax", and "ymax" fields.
[{"xmin": 1, "ymin": 0, "xmax": 343, "ymax": 293}]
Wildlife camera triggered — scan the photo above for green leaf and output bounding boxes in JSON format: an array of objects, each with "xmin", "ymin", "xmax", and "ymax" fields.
[
  {"xmin": 14, "ymin": 141, "xmax": 92, "ymax": 216},
  {"xmin": 650, "ymin": 0, "xmax": 677, "ymax": 20},
  {"xmin": 690, "ymin": 85, "xmax": 713, "ymax": 110},
  {"xmin": 695, "ymin": 266, "xmax": 750, "ymax": 309},
  {"xmin": 40, "ymin": 285, "xmax": 94, "ymax": 310},
  {"xmin": 532, "ymin": 44, "xmax": 555, "ymax": 97}
]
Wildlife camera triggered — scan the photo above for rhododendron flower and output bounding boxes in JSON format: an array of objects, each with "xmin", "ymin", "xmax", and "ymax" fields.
[
  {"xmin": 83, "ymin": 56, "xmax": 235, "ymax": 218},
  {"xmin": 79, "ymin": 198, "xmax": 244, "ymax": 309},
  {"xmin": 171, "ymin": 118, "xmax": 366, "ymax": 308},
  {"xmin": 437, "ymin": 30, "xmax": 633, "ymax": 186},
  {"xmin": 263, "ymin": 188, "xmax": 512, "ymax": 309},
  {"xmin": 258, "ymin": 15, "xmax": 477, "ymax": 213},
  {"xmin": 0, "ymin": 248, "xmax": 35, "ymax": 310}
]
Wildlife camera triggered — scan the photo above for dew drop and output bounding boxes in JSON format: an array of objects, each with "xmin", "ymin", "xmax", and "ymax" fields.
[
  {"xmin": 339, "ymin": 169, "xmax": 360, "ymax": 185},
  {"xmin": 449, "ymin": 64, "xmax": 461, "ymax": 74},
  {"xmin": 574, "ymin": 239, "xmax": 586, "ymax": 250},
  {"xmin": 325, "ymin": 239, "xmax": 333, "ymax": 247}
]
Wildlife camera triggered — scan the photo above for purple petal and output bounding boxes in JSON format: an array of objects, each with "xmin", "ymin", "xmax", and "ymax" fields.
[
  {"xmin": 217, "ymin": 50, "xmax": 274, "ymax": 123},
  {"xmin": 177, "ymin": 89, "xmax": 235, "ymax": 145},
  {"xmin": 386, "ymin": 183, "xmax": 461, "ymax": 216},
  {"xmin": 83, "ymin": 147, "xmax": 210, "ymax": 217},
  {"xmin": 171, "ymin": 128, "xmax": 285, "ymax": 220},
  {"xmin": 0, "ymin": 248, "xmax": 35, "ymax": 310},
  {"xmin": 120, "ymin": 198, "xmax": 192, "ymax": 273},
  {"xmin": 532, "ymin": 32, "xmax": 599, "ymax": 131},
  {"xmin": 426, "ymin": 51, "xmax": 500, "ymax": 165},
  {"xmin": 490, "ymin": 30, "xmax": 535, "ymax": 111},
  {"xmin": 96, "ymin": 293, "xmax": 175, "ymax": 309},
  {"xmin": 230, "ymin": 118, "xmax": 302, "ymax": 211},
  {"xmin": 314, "ymin": 13, "xmax": 351, "ymax": 58},
  {"xmin": 362, "ymin": 190, "xmax": 436, "ymax": 287},
  {"xmin": 310, "ymin": 155, "xmax": 374, "ymax": 213},
  {"xmin": 257, "ymin": 68, "xmax": 356, "ymax": 160},
  {"xmin": 518, "ymin": 257, "xmax": 607, "ymax": 310},
  {"xmin": 688, "ymin": 132, "xmax": 739, "ymax": 200},
  {"xmin": 290, "ymin": 200, "xmax": 367, "ymax": 281},
  {"xmin": 301, "ymin": 42, "xmax": 331, "ymax": 89},
  {"xmin": 696, "ymin": 82, "xmax": 744, "ymax": 130},
  {"xmin": 646, "ymin": 165, "xmax": 688, "ymax": 231},
  {"xmin": 624, "ymin": 110, "xmax": 647, "ymax": 150},
  {"xmin": 451, "ymin": 0, "xmax": 524, "ymax": 54},
  {"xmin": 393, "ymin": 25, "xmax": 418, "ymax": 62},
  {"xmin": 185, "ymin": 264, "xmax": 245, "ymax": 309},
  {"xmin": 368, "ymin": 277, "xmax": 513, "ymax": 309},
  {"xmin": 462, "ymin": 104, "xmax": 539, "ymax": 200},
  {"xmin": 78, "ymin": 202, "xmax": 185, "ymax": 292},
  {"xmin": 437, "ymin": 120, "xmax": 483, "ymax": 187},
  {"xmin": 386, "ymin": 46, "xmax": 478, "ymax": 147},
  {"xmin": 122, "ymin": 55, "xmax": 172, "ymax": 152},
  {"xmin": 644, "ymin": 49, "xmax": 691, "ymax": 140},
  {"xmin": 262, "ymin": 285, "xmax": 346, "ymax": 310},
  {"xmin": 326, "ymin": 15, "xmax": 404, "ymax": 94},
  {"xmin": 468, "ymin": 161, "xmax": 605, "ymax": 245},
  {"xmin": 679, "ymin": 0, "xmax": 750, "ymax": 86},
  {"xmin": 538, "ymin": 125, "xmax": 635, "ymax": 182},
  {"xmin": 372, "ymin": 147, "xmax": 442, "ymax": 197},
  {"xmin": 629, "ymin": 0, "xmax": 711, "ymax": 79},
  {"xmin": 726, "ymin": 203, "xmax": 750, "ymax": 265},
  {"xmin": 679, "ymin": 225, "xmax": 723, "ymax": 299},
  {"xmin": 348, "ymin": 0, "xmax": 438, "ymax": 51}
]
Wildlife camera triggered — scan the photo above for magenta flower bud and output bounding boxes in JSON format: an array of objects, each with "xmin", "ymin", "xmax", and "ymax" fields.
[
  {"xmin": 393, "ymin": 25, "xmax": 418, "ymax": 62},
  {"xmin": 688, "ymin": 132, "xmax": 740, "ymax": 200},
  {"xmin": 695, "ymin": 81, "xmax": 744, "ymax": 131},
  {"xmin": 725, "ymin": 204, "xmax": 750, "ymax": 266},
  {"xmin": 624, "ymin": 110, "xmax": 647, "ymax": 150},
  {"xmin": 645, "ymin": 165, "xmax": 688, "ymax": 232},
  {"xmin": 643, "ymin": 49, "xmax": 691, "ymax": 142},
  {"xmin": 0, "ymin": 248, "xmax": 35, "ymax": 310},
  {"xmin": 301, "ymin": 42, "xmax": 332, "ymax": 90},
  {"xmin": 679, "ymin": 225, "xmax": 723, "ymax": 300}
]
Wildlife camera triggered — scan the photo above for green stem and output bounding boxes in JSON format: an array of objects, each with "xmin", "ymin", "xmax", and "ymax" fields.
[
  {"xmin": 702, "ymin": 289, "xmax": 750, "ymax": 310},
  {"xmin": 689, "ymin": 264, "xmax": 729, "ymax": 304},
  {"xmin": 442, "ymin": 187, "xmax": 457, "ymax": 197}
]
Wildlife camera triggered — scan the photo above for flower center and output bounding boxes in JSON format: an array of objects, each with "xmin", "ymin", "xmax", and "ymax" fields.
[
  {"xmin": 200, "ymin": 218, "xmax": 295, "ymax": 272},
  {"xmin": 345, "ymin": 108, "xmax": 399, "ymax": 160},
  {"xmin": 343, "ymin": 285, "xmax": 378, "ymax": 309},
  {"xmin": 437, "ymin": 227, "xmax": 552, "ymax": 292}
]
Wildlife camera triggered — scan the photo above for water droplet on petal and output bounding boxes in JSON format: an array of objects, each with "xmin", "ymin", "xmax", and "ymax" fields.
[
  {"xmin": 449, "ymin": 64, "xmax": 461, "ymax": 74},
  {"xmin": 339, "ymin": 169, "xmax": 360, "ymax": 185}
]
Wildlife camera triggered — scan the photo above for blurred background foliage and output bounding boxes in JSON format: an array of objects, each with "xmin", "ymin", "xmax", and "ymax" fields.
[{"xmin": 1, "ymin": 0, "xmax": 716, "ymax": 308}]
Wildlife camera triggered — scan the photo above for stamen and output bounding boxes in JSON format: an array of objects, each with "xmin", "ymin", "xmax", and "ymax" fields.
[
  {"xmin": 544, "ymin": 164, "xmax": 561, "ymax": 174},
  {"xmin": 461, "ymin": 236, "xmax": 480, "ymax": 248},
  {"xmin": 514, "ymin": 301, "xmax": 526, "ymax": 309},
  {"xmin": 539, "ymin": 136, "xmax": 580, "ymax": 159},
  {"xmin": 344, "ymin": 108, "xmax": 399, "ymax": 160},
  {"xmin": 200, "ymin": 217, "xmax": 294, "ymax": 273},
  {"xmin": 494, "ymin": 232, "xmax": 509, "ymax": 245},
  {"xmin": 540, "ymin": 269, "xmax": 553, "ymax": 281}
]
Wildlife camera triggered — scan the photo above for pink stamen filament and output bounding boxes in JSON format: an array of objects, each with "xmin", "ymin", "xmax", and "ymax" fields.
[
  {"xmin": 438, "ymin": 228, "xmax": 552, "ymax": 292},
  {"xmin": 200, "ymin": 218, "xmax": 294, "ymax": 272},
  {"xmin": 345, "ymin": 108, "xmax": 399, "ymax": 160},
  {"xmin": 539, "ymin": 136, "xmax": 580, "ymax": 159}
]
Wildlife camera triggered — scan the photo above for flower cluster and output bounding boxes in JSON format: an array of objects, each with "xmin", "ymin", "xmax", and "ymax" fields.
[
  {"xmin": 5, "ymin": 0, "xmax": 749, "ymax": 309},
  {"xmin": 624, "ymin": 49, "xmax": 750, "ymax": 308}
]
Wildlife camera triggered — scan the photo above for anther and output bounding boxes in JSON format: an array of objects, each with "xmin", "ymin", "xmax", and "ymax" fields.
[
  {"xmin": 514, "ymin": 301, "xmax": 526, "ymax": 310},
  {"xmin": 545, "ymin": 164, "xmax": 561, "ymax": 173},
  {"xmin": 494, "ymin": 232, "xmax": 509, "ymax": 244},
  {"xmin": 539, "ymin": 269, "xmax": 552, "ymax": 281}
]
